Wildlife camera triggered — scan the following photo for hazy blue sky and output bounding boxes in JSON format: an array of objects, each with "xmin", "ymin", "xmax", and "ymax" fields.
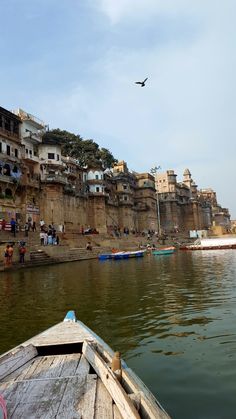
[{"xmin": 1, "ymin": 0, "xmax": 235, "ymax": 217}]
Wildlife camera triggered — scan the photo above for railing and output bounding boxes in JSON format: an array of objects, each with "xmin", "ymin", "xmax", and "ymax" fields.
[
  {"xmin": 41, "ymin": 173, "xmax": 68, "ymax": 184},
  {"xmin": 22, "ymin": 131, "xmax": 43, "ymax": 143},
  {"xmin": 22, "ymin": 153, "xmax": 39, "ymax": 163},
  {"xmin": 0, "ymin": 126, "xmax": 20, "ymax": 141},
  {"xmin": 0, "ymin": 174, "xmax": 16, "ymax": 183}
]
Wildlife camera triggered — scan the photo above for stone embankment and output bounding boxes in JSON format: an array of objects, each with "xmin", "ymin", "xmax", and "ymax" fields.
[{"xmin": 0, "ymin": 230, "xmax": 185, "ymax": 272}]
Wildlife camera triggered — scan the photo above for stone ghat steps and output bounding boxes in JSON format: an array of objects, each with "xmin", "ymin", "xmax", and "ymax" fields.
[
  {"xmin": 29, "ymin": 247, "xmax": 106, "ymax": 265},
  {"xmin": 30, "ymin": 250, "xmax": 52, "ymax": 261},
  {"xmin": 52, "ymin": 247, "xmax": 105, "ymax": 262}
]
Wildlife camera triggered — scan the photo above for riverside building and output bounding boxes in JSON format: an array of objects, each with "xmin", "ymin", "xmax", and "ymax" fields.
[{"xmin": 0, "ymin": 105, "xmax": 231, "ymax": 234}]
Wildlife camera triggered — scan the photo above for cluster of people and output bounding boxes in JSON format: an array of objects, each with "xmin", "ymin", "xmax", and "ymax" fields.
[
  {"xmin": 4, "ymin": 241, "xmax": 27, "ymax": 267},
  {"xmin": 39, "ymin": 224, "xmax": 59, "ymax": 246},
  {"xmin": 0, "ymin": 217, "xmax": 37, "ymax": 237}
]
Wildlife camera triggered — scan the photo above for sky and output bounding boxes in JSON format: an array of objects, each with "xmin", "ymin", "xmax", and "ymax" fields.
[{"xmin": 1, "ymin": 0, "xmax": 236, "ymax": 217}]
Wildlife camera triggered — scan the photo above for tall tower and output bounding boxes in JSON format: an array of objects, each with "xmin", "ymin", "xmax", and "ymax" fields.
[{"xmin": 183, "ymin": 168, "xmax": 192, "ymax": 189}]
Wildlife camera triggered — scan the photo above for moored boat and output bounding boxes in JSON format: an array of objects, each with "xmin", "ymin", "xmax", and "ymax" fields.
[
  {"xmin": 99, "ymin": 250, "xmax": 146, "ymax": 260},
  {"xmin": 152, "ymin": 246, "xmax": 175, "ymax": 256},
  {"xmin": 180, "ymin": 236, "xmax": 236, "ymax": 251},
  {"xmin": 0, "ymin": 311, "xmax": 170, "ymax": 418}
]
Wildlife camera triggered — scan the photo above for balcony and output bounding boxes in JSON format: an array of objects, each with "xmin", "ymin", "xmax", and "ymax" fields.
[
  {"xmin": 116, "ymin": 189, "xmax": 133, "ymax": 195},
  {"xmin": 22, "ymin": 153, "xmax": 39, "ymax": 164},
  {"xmin": 88, "ymin": 191, "xmax": 108, "ymax": 197},
  {"xmin": 64, "ymin": 170, "xmax": 77, "ymax": 179},
  {"xmin": 41, "ymin": 173, "xmax": 68, "ymax": 184},
  {"xmin": 87, "ymin": 179, "xmax": 104, "ymax": 185},
  {"xmin": 22, "ymin": 130, "xmax": 43, "ymax": 144},
  {"xmin": 0, "ymin": 174, "xmax": 17, "ymax": 184},
  {"xmin": 0, "ymin": 126, "xmax": 20, "ymax": 143}
]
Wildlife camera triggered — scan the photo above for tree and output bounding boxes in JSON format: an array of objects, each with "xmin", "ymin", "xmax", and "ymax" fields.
[{"xmin": 42, "ymin": 129, "xmax": 117, "ymax": 169}]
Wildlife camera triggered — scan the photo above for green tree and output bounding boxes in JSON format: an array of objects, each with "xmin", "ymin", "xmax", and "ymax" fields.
[{"xmin": 43, "ymin": 129, "xmax": 117, "ymax": 168}]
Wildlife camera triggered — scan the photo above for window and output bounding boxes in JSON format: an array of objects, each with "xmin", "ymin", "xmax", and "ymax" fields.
[
  {"xmin": 95, "ymin": 175, "xmax": 99, "ymax": 180},
  {"xmin": 96, "ymin": 187, "xmax": 100, "ymax": 192},
  {"xmin": 26, "ymin": 148, "xmax": 28, "ymax": 154},
  {"xmin": 48, "ymin": 153, "xmax": 55, "ymax": 160},
  {"xmin": 6, "ymin": 145, "xmax": 10, "ymax": 156},
  {"xmin": 29, "ymin": 150, "xmax": 32, "ymax": 155},
  {"xmin": 0, "ymin": 142, "xmax": 2, "ymax": 153},
  {"xmin": 15, "ymin": 149, "xmax": 18, "ymax": 158},
  {"xmin": 5, "ymin": 118, "xmax": 10, "ymax": 131},
  {"xmin": 123, "ymin": 184, "xmax": 127, "ymax": 190},
  {"xmin": 124, "ymin": 196, "xmax": 128, "ymax": 201},
  {"xmin": 57, "ymin": 154, "xmax": 59, "ymax": 161}
]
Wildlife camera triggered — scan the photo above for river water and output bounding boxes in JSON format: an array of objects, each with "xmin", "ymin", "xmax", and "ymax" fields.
[{"xmin": 1, "ymin": 250, "xmax": 236, "ymax": 419}]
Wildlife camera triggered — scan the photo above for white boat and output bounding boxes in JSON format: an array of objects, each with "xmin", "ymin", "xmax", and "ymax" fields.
[
  {"xmin": 0, "ymin": 311, "xmax": 170, "ymax": 419},
  {"xmin": 180, "ymin": 236, "xmax": 236, "ymax": 250}
]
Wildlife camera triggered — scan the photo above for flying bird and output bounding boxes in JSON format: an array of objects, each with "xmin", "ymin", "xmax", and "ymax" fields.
[{"xmin": 135, "ymin": 77, "xmax": 148, "ymax": 87}]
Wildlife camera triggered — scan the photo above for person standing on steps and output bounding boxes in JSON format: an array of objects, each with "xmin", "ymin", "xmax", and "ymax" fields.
[
  {"xmin": 10, "ymin": 218, "xmax": 16, "ymax": 237},
  {"xmin": 86, "ymin": 241, "xmax": 92, "ymax": 251},
  {"xmin": 19, "ymin": 242, "xmax": 26, "ymax": 264}
]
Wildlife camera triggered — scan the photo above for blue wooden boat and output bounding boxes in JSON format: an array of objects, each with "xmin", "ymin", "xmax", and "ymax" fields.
[
  {"xmin": 0, "ymin": 311, "xmax": 171, "ymax": 418},
  {"xmin": 98, "ymin": 253, "xmax": 113, "ymax": 260},
  {"xmin": 99, "ymin": 250, "xmax": 146, "ymax": 260},
  {"xmin": 152, "ymin": 246, "xmax": 175, "ymax": 256}
]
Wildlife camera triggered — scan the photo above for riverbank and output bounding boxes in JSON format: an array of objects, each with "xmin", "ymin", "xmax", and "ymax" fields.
[{"xmin": 0, "ymin": 229, "xmax": 198, "ymax": 271}]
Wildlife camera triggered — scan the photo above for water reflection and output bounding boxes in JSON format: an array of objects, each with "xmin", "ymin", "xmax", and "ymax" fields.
[{"xmin": 1, "ymin": 250, "xmax": 236, "ymax": 418}]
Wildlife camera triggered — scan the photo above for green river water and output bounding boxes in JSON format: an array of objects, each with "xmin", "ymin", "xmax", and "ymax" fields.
[{"xmin": 0, "ymin": 250, "xmax": 236, "ymax": 418}]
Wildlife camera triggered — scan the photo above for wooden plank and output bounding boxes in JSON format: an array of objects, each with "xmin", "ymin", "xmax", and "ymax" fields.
[
  {"xmin": 55, "ymin": 354, "xmax": 91, "ymax": 418},
  {"xmin": 1, "ymin": 354, "xmax": 84, "ymax": 418},
  {"xmin": 96, "ymin": 344, "xmax": 170, "ymax": 419},
  {"xmin": 24, "ymin": 321, "xmax": 93, "ymax": 347},
  {"xmin": 95, "ymin": 379, "xmax": 113, "ymax": 419},
  {"xmin": 113, "ymin": 404, "xmax": 123, "ymax": 419},
  {"xmin": 7, "ymin": 378, "xmax": 68, "ymax": 418},
  {"xmin": 1, "ymin": 358, "xmax": 36, "ymax": 383},
  {"xmin": 76, "ymin": 374, "xmax": 97, "ymax": 419},
  {"xmin": 59, "ymin": 353, "xmax": 81, "ymax": 377},
  {"xmin": 26, "ymin": 355, "xmax": 69, "ymax": 380},
  {"xmin": 0, "ymin": 345, "xmax": 37, "ymax": 380},
  {"xmin": 83, "ymin": 341, "xmax": 140, "ymax": 419},
  {"xmin": 3, "ymin": 353, "xmax": 81, "ymax": 383}
]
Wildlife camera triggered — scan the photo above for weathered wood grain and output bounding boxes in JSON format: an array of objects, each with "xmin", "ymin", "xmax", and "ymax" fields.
[
  {"xmin": 24, "ymin": 321, "xmax": 93, "ymax": 347},
  {"xmin": 96, "ymin": 344, "xmax": 170, "ymax": 419},
  {"xmin": 83, "ymin": 341, "xmax": 140, "ymax": 419},
  {"xmin": 55, "ymin": 354, "xmax": 91, "ymax": 418},
  {"xmin": 113, "ymin": 404, "xmax": 123, "ymax": 419},
  {"xmin": 76, "ymin": 374, "xmax": 97, "ymax": 419},
  {"xmin": 95, "ymin": 379, "xmax": 113, "ymax": 419},
  {"xmin": 0, "ymin": 344, "xmax": 37, "ymax": 380},
  {"xmin": 7, "ymin": 378, "xmax": 68, "ymax": 418}
]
